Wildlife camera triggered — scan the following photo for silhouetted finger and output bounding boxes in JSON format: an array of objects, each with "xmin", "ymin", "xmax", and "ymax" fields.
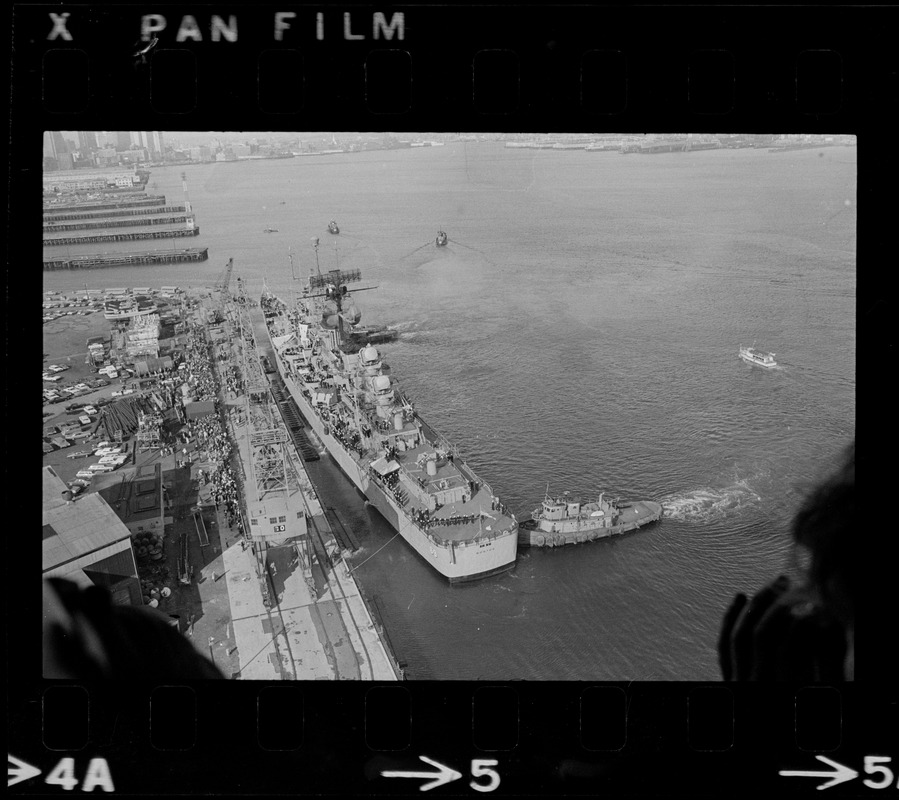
[
  {"xmin": 731, "ymin": 576, "xmax": 791, "ymax": 680},
  {"xmin": 749, "ymin": 598, "xmax": 798, "ymax": 680},
  {"xmin": 718, "ymin": 592, "xmax": 747, "ymax": 681}
]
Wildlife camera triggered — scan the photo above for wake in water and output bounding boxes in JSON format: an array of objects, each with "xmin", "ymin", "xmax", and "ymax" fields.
[
  {"xmin": 385, "ymin": 319, "xmax": 433, "ymax": 342},
  {"xmin": 659, "ymin": 477, "xmax": 762, "ymax": 523}
]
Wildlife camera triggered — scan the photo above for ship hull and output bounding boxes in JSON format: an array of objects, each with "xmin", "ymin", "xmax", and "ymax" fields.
[
  {"xmin": 519, "ymin": 500, "xmax": 663, "ymax": 547},
  {"xmin": 268, "ymin": 340, "xmax": 517, "ymax": 581}
]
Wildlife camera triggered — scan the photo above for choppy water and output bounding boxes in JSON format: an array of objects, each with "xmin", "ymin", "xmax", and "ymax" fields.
[{"xmin": 43, "ymin": 142, "xmax": 856, "ymax": 679}]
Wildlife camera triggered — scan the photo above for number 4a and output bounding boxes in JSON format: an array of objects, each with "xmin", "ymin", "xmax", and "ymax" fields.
[{"xmin": 45, "ymin": 757, "xmax": 115, "ymax": 792}]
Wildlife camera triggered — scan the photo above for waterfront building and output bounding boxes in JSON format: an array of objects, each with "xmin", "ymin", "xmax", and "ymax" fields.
[
  {"xmin": 96, "ymin": 463, "xmax": 170, "ymax": 539},
  {"xmin": 42, "ymin": 466, "xmax": 142, "ymax": 605},
  {"xmin": 124, "ymin": 313, "xmax": 161, "ymax": 359}
]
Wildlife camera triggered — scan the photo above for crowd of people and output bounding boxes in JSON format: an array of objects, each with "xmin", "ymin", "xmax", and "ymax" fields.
[
  {"xmin": 208, "ymin": 462, "xmax": 244, "ymax": 536},
  {"xmin": 176, "ymin": 325, "xmax": 246, "ymax": 538},
  {"xmin": 182, "ymin": 328, "xmax": 221, "ymax": 402},
  {"xmin": 221, "ymin": 364, "xmax": 244, "ymax": 398}
]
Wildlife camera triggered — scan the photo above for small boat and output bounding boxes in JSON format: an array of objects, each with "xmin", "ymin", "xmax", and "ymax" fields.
[
  {"xmin": 436, "ymin": 230, "xmax": 448, "ymax": 246},
  {"xmin": 264, "ymin": 227, "xmax": 279, "ymax": 233},
  {"xmin": 328, "ymin": 220, "xmax": 340, "ymax": 234},
  {"xmin": 519, "ymin": 489, "xmax": 663, "ymax": 547},
  {"xmin": 739, "ymin": 343, "xmax": 777, "ymax": 368}
]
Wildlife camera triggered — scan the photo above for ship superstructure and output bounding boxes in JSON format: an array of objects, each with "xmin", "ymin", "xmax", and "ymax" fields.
[{"xmin": 261, "ymin": 256, "xmax": 518, "ymax": 581}]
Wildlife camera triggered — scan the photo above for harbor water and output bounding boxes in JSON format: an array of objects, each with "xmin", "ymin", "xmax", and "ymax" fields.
[{"xmin": 43, "ymin": 142, "xmax": 856, "ymax": 679}]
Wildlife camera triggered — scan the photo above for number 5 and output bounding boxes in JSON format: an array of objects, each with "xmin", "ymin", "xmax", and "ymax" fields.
[
  {"xmin": 863, "ymin": 756, "xmax": 894, "ymax": 790},
  {"xmin": 470, "ymin": 759, "xmax": 500, "ymax": 792}
]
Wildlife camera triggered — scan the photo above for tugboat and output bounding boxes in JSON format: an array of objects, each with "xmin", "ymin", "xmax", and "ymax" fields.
[
  {"xmin": 435, "ymin": 230, "xmax": 448, "ymax": 247},
  {"xmin": 328, "ymin": 220, "xmax": 340, "ymax": 234},
  {"xmin": 739, "ymin": 343, "xmax": 777, "ymax": 368},
  {"xmin": 519, "ymin": 489, "xmax": 662, "ymax": 547},
  {"xmin": 260, "ymin": 245, "xmax": 518, "ymax": 581}
]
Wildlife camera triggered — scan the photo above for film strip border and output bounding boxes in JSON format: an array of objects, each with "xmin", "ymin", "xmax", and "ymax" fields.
[
  {"xmin": 10, "ymin": 682, "xmax": 895, "ymax": 794},
  {"xmin": 15, "ymin": 4, "xmax": 891, "ymax": 127},
  {"xmin": 11, "ymin": 3, "xmax": 896, "ymax": 795}
]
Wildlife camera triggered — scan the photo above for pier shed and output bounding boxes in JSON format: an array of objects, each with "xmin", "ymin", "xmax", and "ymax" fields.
[
  {"xmin": 184, "ymin": 400, "xmax": 216, "ymax": 420},
  {"xmin": 42, "ymin": 466, "xmax": 141, "ymax": 605}
]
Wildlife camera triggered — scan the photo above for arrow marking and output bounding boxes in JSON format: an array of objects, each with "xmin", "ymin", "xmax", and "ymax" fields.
[
  {"xmin": 8, "ymin": 755, "xmax": 41, "ymax": 788},
  {"xmin": 779, "ymin": 755, "xmax": 858, "ymax": 790},
  {"xmin": 381, "ymin": 755, "xmax": 463, "ymax": 792}
]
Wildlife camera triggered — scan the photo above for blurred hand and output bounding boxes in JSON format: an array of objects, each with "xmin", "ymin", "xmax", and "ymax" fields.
[{"xmin": 719, "ymin": 576, "xmax": 847, "ymax": 681}]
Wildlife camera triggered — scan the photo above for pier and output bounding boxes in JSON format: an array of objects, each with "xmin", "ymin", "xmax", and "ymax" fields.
[
  {"xmin": 43, "ymin": 206, "xmax": 189, "ymax": 224},
  {"xmin": 43, "ymin": 247, "xmax": 208, "ymax": 271},
  {"xmin": 43, "ymin": 227, "xmax": 200, "ymax": 247},
  {"xmin": 44, "ymin": 214, "xmax": 197, "ymax": 233},
  {"xmin": 42, "ymin": 196, "xmax": 167, "ymax": 213},
  {"xmin": 212, "ymin": 287, "xmax": 400, "ymax": 679}
]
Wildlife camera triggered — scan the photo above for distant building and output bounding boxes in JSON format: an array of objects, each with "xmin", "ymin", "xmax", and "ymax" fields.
[
  {"xmin": 42, "ymin": 168, "xmax": 142, "ymax": 193},
  {"xmin": 44, "ymin": 132, "xmax": 74, "ymax": 170},
  {"xmin": 188, "ymin": 146, "xmax": 212, "ymax": 162},
  {"xmin": 119, "ymin": 148, "xmax": 149, "ymax": 164},
  {"xmin": 42, "ymin": 466, "xmax": 142, "ymax": 605},
  {"xmin": 115, "ymin": 131, "xmax": 133, "ymax": 152},
  {"xmin": 137, "ymin": 131, "xmax": 165, "ymax": 159},
  {"xmin": 77, "ymin": 131, "xmax": 99, "ymax": 150}
]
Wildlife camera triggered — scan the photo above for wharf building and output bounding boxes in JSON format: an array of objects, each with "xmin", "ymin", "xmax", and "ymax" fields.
[
  {"xmin": 43, "ymin": 168, "xmax": 145, "ymax": 195},
  {"xmin": 42, "ymin": 466, "xmax": 142, "ymax": 605},
  {"xmin": 124, "ymin": 314, "xmax": 162, "ymax": 359},
  {"xmin": 96, "ymin": 462, "xmax": 170, "ymax": 540}
]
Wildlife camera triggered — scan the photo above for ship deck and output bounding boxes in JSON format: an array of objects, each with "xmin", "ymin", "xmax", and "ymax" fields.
[
  {"xmin": 425, "ymin": 485, "xmax": 514, "ymax": 542},
  {"xmin": 265, "ymin": 304, "xmax": 517, "ymax": 545},
  {"xmin": 395, "ymin": 443, "xmax": 515, "ymax": 542}
]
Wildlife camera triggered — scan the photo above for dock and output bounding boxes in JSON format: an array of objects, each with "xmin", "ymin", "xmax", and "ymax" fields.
[
  {"xmin": 44, "ymin": 213, "xmax": 196, "ymax": 232},
  {"xmin": 43, "ymin": 205, "xmax": 188, "ymax": 223},
  {"xmin": 43, "ymin": 247, "xmax": 208, "ymax": 270},
  {"xmin": 43, "ymin": 227, "xmax": 200, "ymax": 247},
  {"xmin": 209, "ymin": 293, "xmax": 400, "ymax": 680},
  {"xmin": 43, "ymin": 196, "xmax": 167, "ymax": 213}
]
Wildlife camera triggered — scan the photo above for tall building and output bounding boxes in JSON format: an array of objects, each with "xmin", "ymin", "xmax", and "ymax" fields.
[
  {"xmin": 46, "ymin": 131, "xmax": 68, "ymax": 158},
  {"xmin": 116, "ymin": 130, "xmax": 133, "ymax": 152},
  {"xmin": 44, "ymin": 131, "xmax": 74, "ymax": 170},
  {"xmin": 78, "ymin": 130, "xmax": 99, "ymax": 150},
  {"xmin": 137, "ymin": 131, "xmax": 165, "ymax": 158}
]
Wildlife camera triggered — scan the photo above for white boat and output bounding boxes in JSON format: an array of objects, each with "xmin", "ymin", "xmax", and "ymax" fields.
[{"xmin": 739, "ymin": 344, "xmax": 777, "ymax": 368}]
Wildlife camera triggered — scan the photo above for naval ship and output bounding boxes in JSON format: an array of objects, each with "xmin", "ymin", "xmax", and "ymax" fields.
[{"xmin": 261, "ymin": 258, "xmax": 518, "ymax": 582}]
